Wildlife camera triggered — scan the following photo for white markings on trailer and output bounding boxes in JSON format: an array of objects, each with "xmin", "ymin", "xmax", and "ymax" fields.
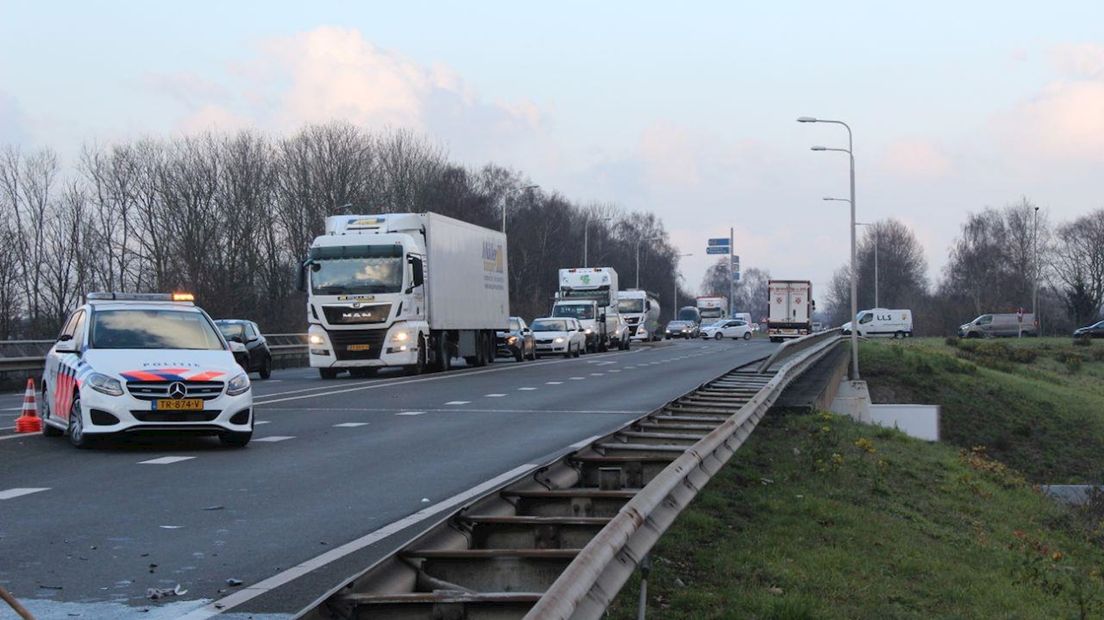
[
  {"xmin": 139, "ymin": 456, "xmax": 196, "ymax": 465},
  {"xmin": 0, "ymin": 487, "xmax": 49, "ymax": 500},
  {"xmin": 253, "ymin": 436, "xmax": 295, "ymax": 442},
  {"xmin": 179, "ymin": 462, "xmax": 541, "ymax": 619},
  {"xmin": 333, "ymin": 422, "xmax": 369, "ymax": 428}
]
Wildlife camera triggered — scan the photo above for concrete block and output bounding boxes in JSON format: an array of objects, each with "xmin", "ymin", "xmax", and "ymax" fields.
[{"xmin": 830, "ymin": 380, "xmax": 871, "ymax": 423}]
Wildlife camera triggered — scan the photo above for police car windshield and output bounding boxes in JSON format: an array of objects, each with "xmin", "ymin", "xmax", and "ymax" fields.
[{"xmin": 91, "ymin": 309, "xmax": 225, "ymax": 350}]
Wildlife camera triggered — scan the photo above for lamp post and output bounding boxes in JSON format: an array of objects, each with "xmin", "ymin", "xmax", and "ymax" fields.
[
  {"xmin": 635, "ymin": 236, "xmax": 662, "ymax": 289},
  {"xmin": 800, "ymin": 116, "xmax": 859, "ymax": 379},
  {"xmin": 502, "ymin": 185, "xmax": 539, "ymax": 233},
  {"xmin": 673, "ymin": 253, "xmax": 693, "ymax": 318},
  {"xmin": 1032, "ymin": 206, "xmax": 1039, "ymax": 331},
  {"xmin": 855, "ymin": 221, "xmax": 878, "ymax": 308},
  {"xmin": 584, "ymin": 214, "xmax": 613, "ymax": 267}
]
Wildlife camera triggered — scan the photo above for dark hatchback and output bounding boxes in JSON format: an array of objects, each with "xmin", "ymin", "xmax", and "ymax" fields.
[
  {"xmin": 215, "ymin": 319, "xmax": 273, "ymax": 379},
  {"xmin": 1074, "ymin": 320, "xmax": 1104, "ymax": 339},
  {"xmin": 496, "ymin": 316, "xmax": 536, "ymax": 362}
]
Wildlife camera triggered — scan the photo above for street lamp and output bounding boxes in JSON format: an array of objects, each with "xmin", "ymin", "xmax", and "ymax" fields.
[
  {"xmin": 855, "ymin": 222, "xmax": 878, "ymax": 308},
  {"xmin": 800, "ymin": 116, "xmax": 859, "ymax": 380},
  {"xmin": 503, "ymin": 185, "xmax": 539, "ymax": 233},
  {"xmin": 1033, "ymin": 206, "xmax": 1040, "ymax": 331},
  {"xmin": 584, "ymin": 213, "xmax": 613, "ymax": 267},
  {"xmin": 635, "ymin": 236, "xmax": 663, "ymax": 289}
]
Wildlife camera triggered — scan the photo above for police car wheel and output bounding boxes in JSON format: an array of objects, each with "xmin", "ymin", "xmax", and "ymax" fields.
[
  {"xmin": 41, "ymin": 386, "xmax": 63, "ymax": 437},
  {"xmin": 258, "ymin": 356, "xmax": 272, "ymax": 379},
  {"xmin": 67, "ymin": 396, "xmax": 93, "ymax": 449}
]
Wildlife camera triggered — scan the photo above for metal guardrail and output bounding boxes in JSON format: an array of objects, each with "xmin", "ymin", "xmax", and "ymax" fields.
[
  {"xmin": 0, "ymin": 334, "xmax": 309, "ymax": 375},
  {"xmin": 757, "ymin": 327, "xmax": 843, "ymax": 373},
  {"xmin": 298, "ymin": 331, "xmax": 845, "ymax": 619}
]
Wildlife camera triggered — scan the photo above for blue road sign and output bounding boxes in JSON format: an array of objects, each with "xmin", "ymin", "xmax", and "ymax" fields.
[
  {"xmin": 707, "ymin": 238, "xmax": 730, "ymax": 246},
  {"xmin": 706, "ymin": 246, "xmax": 729, "ymax": 255}
]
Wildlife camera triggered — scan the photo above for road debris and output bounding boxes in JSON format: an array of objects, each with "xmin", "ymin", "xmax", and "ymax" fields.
[{"xmin": 146, "ymin": 584, "xmax": 187, "ymax": 600}]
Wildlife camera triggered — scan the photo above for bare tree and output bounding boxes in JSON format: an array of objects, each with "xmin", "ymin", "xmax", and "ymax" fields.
[{"xmin": 1051, "ymin": 210, "xmax": 1104, "ymax": 326}]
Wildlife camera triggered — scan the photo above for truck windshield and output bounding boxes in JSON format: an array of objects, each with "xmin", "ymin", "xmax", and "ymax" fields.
[
  {"xmin": 91, "ymin": 309, "xmax": 225, "ymax": 350},
  {"xmin": 699, "ymin": 308, "xmax": 723, "ymax": 319},
  {"xmin": 309, "ymin": 245, "xmax": 404, "ymax": 295},
  {"xmin": 677, "ymin": 307, "xmax": 700, "ymax": 322},
  {"xmin": 617, "ymin": 299, "xmax": 644, "ymax": 313},
  {"xmin": 553, "ymin": 304, "xmax": 595, "ymax": 320}
]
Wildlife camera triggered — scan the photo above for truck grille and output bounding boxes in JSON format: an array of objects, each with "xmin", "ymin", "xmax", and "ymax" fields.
[
  {"xmin": 323, "ymin": 304, "xmax": 392, "ymax": 325},
  {"xmin": 127, "ymin": 381, "xmax": 224, "ymax": 401},
  {"xmin": 329, "ymin": 329, "xmax": 387, "ymax": 361}
]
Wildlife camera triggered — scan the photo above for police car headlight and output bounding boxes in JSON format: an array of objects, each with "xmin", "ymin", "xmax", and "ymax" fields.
[
  {"xmin": 88, "ymin": 373, "xmax": 123, "ymax": 397},
  {"xmin": 308, "ymin": 334, "xmax": 325, "ymax": 345},
  {"xmin": 226, "ymin": 373, "xmax": 251, "ymax": 396}
]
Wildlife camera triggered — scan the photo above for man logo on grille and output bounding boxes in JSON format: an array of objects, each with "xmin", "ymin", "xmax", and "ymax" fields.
[{"xmin": 168, "ymin": 382, "xmax": 187, "ymax": 399}]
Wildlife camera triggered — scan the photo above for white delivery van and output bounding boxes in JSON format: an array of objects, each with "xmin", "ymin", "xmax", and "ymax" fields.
[{"xmin": 842, "ymin": 308, "xmax": 913, "ymax": 338}]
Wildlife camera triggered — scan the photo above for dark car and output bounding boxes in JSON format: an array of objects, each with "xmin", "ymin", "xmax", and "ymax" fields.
[
  {"xmin": 216, "ymin": 319, "xmax": 273, "ymax": 379},
  {"xmin": 665, "ymin": 320, "xmax": 697, "ymax": 339},
  {"xmin": 497, "ymin": 316, "xmax": 536, "ymax": 362},
  {"xmin": 1073, "ymin": 320, "xmax": 1104, "ymax": 339}
]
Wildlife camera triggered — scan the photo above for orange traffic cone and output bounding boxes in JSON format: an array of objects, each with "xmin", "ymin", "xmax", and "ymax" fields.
[{"xmin": 15, "ymin": 378, "xmax": 42, "ymax": 433}]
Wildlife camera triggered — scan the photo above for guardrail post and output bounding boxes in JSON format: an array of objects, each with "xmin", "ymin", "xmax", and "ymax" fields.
[{"xmin": 637, "ymin": 554, "xmax": 652, "ymax": 620}]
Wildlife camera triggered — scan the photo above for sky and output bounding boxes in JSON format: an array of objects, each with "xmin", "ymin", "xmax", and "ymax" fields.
[{"xmin": 2, "ymin": 1, "xmax": 1103, "ymax": 297}]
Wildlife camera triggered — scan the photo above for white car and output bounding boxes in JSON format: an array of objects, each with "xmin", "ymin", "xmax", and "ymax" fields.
[
  {"xmin": 530, "ymin": 317, "xmax": 586, "ymax": 358},
  {"xmin": 41, "ymin": 292, "xmax": 253, "ymax": 448},
  {"xmin": 701, "ymin": 318, "xmax": 753, "ymax": 340}
]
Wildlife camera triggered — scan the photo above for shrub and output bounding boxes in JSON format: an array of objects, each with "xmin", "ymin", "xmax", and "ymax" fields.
[
  {"xmin": 1074, "ymin": 335, "xmax": 1092, "ymax": 347},
  {"xmin": 1009, "ymin": 348, "xmax": 1038, "ymax": 363},
  {"xmin": 945, "ymin": 336, "xmax": 960, "ymax": 347},
  {"xmin": 1059, "ymin": 352, "xmax": 1084, "ymax": 374}
]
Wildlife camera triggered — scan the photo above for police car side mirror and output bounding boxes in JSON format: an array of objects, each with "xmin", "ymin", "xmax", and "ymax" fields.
[{"xmin": 55, "ymin": 337, "xmax": 78, "ymax": 353}]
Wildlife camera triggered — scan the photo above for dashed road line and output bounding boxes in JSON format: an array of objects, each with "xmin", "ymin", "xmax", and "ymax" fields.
[
  {"xmin": 139, "ymin": 456, "xmax": 196, "ymax": 465},
  {"xmin": 518, "ymin": 387, "xmax": 537, "ymax": 391},
  {"xmin": 253, "ymin": 436, "xmax": 295, "ymax": 443},
  {"xmin": 333, "ymin": 422, "xmax": 369, "ymax": 428},
  {"xmin": 254, "ymin": 420, "xmax": 271, "ymax": 425},
  {"xmin": 444, "ymin": 401, "xmax": 470, "ymax": 405},
  {"xmin": 484, "ymin": 393, "xmax": 507, "ymax": 398},
  {"xmin": 569, "ymin": 377, "xmax": 586, "ymax": 380},
  {"xmin": 545, "ymin": 381, "xmax": 563, "ymax": 385},
  {"xmin": 0, "ymin": 487, "xmax": 50, "ymax": 500},
  {"xmin": 396, "ymin": 411, "xmax": 426, "ymax": 416}
]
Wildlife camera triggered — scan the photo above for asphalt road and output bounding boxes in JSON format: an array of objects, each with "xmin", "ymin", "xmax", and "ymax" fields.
[{"xmin": 0, "ymin": 338, "xmax": 776, "ymax": 619}]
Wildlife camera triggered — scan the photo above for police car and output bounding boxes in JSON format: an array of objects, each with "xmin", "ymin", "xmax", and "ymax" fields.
[{"xmin": 40, "ymin": 292, "xmax": 254, "ymax": 448}]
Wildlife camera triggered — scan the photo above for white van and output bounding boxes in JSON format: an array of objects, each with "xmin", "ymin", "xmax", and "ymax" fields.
[{"xmin": 842, "ymin": 308, "xmax": 913, "ymax": 338}]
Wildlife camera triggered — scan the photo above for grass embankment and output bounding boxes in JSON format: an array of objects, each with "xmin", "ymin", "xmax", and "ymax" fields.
[{"xmin": 607, "ymin": 339, "xmax": 1104, "ymax": 619}]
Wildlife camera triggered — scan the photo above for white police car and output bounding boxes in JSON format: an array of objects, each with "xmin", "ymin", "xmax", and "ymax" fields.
[{"xmin": 40, "ymin": 293, "xmax": 253, "ymax": 448}]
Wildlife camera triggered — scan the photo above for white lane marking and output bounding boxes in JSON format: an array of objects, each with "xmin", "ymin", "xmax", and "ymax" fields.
[
  {"xmin": 545, "ymin": 381, "xmax": 563, "ymax": 385},
  {"xmin": 609, "ymin": 369, "xmax": 622, "ymax": 373},
  {"xmin": 333, "ymin": 422, "xmax": 369, "ymax": 428},
  {"xmin": 179, "ymin": 462, "xmax": 540, "ymax": 619},
  {"xmin": 139, "ymin": 456, "xmax": 196, "ymax": 465},
  {"xmin": 396, "ymin": 411, "xmax": 426, "ymax": 416},
  {"xmin": 484, "ymin": 393, "xmax": 507, "ymax": 398},
  {"xmin": 517, "ymin": 387, "xmax": 537, "ymax": 391},
  {"xmin": 444, "ymin": 401, "xmax": 470, "ymax": 406},
  {"xmin": 0, "ymin": 487, "xmax": 50, "ymax": 500},
  {"xmin": 253, "ymin": 435, "xmax": 295, "ymax": 442},
  {"xmin": 159, "ymin": 525, "xmax": 184, "ymax": 529},
  {"xmin": 590, "ymin": 373, "xmax": 604, "ymax": 376},
  {"xmin": 569, "ymin": 376, "xmax": 585, "ymax": 380},
  {"xmin": 263, "ymin": 407, "xmax": 643, "ymax": 415},
  {"xmin": 0, "ymin": 432, "xmax": 29, "ymax": 441},
  {"xmin": 253, "ymin": 352, "xmax": 623, "ymax": 406},
  {"xmin": 254, "ymin": 420, "xmax": 271, "ymax": 425},
  {"xmin": 624, "ymin": 366, "xmax": 635, "ymax": 370}
]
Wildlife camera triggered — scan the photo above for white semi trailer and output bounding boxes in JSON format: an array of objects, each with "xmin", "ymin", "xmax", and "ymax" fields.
[
  {"xmin": 767, "ymin": 279, "xmax": 813, "ymax": 342},
  {"xmin": 301, "ymin": 213, "xmax": 509, "ymax": 378},
  {"xmin": 552, "ymin": 267, "xmax": 627, "ymax": 352}
]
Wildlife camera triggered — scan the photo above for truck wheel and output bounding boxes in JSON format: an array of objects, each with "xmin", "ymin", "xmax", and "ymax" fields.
[
  {"xmin": 319, "ymin": 368, "xmax": 338, "ymax": 380},
  {"xmin": 436, "ymin": 336, "xmax": 452, "ymax": 372},
  {"xmin": 513, "ymin": 347, "xmax": 523, "ymax": 362}
]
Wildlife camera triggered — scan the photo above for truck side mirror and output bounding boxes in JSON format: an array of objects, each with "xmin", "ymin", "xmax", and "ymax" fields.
[
  {"xmin": 296, "ymin": 259, "xmax": 311, "ymax": 292},
  {"xmin": 409, "ymin": 256, "xmax": 424, "ymax": 288}
]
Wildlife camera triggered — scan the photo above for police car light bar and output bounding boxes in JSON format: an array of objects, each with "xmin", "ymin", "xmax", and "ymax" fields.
[{"xmin": 86, "ymin": 292, "xmax": 196, "ymax": 303}]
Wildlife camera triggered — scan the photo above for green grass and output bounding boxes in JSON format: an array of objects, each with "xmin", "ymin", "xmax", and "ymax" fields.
[
  {"xmin": 863, "ymin": 337, "xmax": 1104, "ymax": 483},
  {"xmin": 608, "ymin": 411, "xmax": 1104, "ymax": 619}
]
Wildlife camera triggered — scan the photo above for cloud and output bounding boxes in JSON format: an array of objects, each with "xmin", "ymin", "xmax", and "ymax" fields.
[
  {"xmin": 1051, "ymin": 43, "xmax": 1104, "ymax": 79},
  {"xmin": 148, "ymin": 26, "xmax": 543, "ymax": 158},
  {"xmin": 879, "ymin": 139, "xmax": 951, "ymax": 179},
  {"xmin": 0, "ymin": 91, "xmax": 29, "ymax": 144}
]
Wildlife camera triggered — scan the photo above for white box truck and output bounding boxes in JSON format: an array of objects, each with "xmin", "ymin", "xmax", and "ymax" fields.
[
  {"xmin": 696, "ymin": 296, "xmax": 728, "ymax": 323},
  {"xmin": 842, "ymin": 308, "xmax": 914, "ymax": 338},
  {"xmin": 767, "ymin": 280, "xmax": 813, "ymax": 342},
  {"xmin": 617, "ymin": 289, "xmax": 661, "ymax": 341},
  {"xmin": 301, "ymin": 213, "xmax": 509, "ymax": 378},
  {"xmin": 552, "ymin": 267, "xmax": 628, "ymax": 352}
]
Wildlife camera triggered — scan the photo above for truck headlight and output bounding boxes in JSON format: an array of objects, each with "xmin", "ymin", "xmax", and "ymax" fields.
[
  {"xmin": 226, "ymin": 373, "xmax": 251, "ymax": 396},
  {"xmin": 389, "ymin": 329, "xmax": 414, "ymax": 344},
  {"xmin": 584, "ymin": 328, "xmax": 593, "ymax": 335},
  {"xmin": 87, "ymin": 372, "xmax": 123, "ymax": 397},
  {"xmin": 308, "ymin": 334, "xmax": 325, "ymax": 345}
]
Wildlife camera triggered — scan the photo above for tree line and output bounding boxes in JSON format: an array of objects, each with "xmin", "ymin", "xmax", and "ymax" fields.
[
  {"xmin": 696, "ymin": 199, "xmax": 1103, "ymax": 336},
  {"xmin": 0, "ymin": 122, "xmax": 687, "ymax": 339}
]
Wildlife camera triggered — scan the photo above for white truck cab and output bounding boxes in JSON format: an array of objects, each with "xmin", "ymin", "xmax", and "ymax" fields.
[
  {"xmin": 41, "ymin": 292, "xmax": 253, "ymax": 448},
  {"xmin": 553, "ymin": 267, "xmax": 628, "ymax": 352},
  {"xmin": 617, "ymin": 289, "xmax": 661, "ymax": 341}
]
